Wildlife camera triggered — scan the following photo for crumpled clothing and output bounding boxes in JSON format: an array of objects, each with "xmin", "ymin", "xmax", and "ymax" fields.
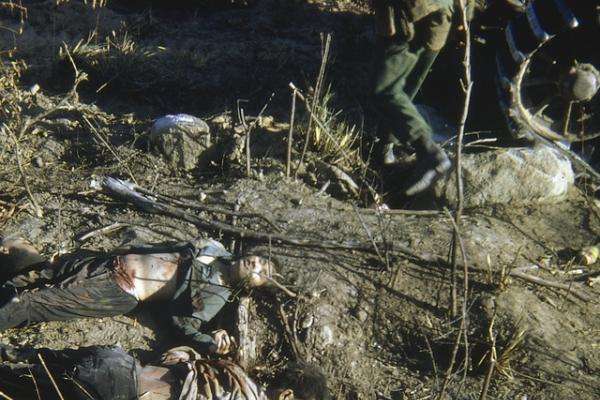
[{"xmin": 162, "ymin": 346, "xmax": 268, "ymax": 400}]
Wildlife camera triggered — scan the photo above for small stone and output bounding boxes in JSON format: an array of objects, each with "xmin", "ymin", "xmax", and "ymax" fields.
[
  {"xmin": 29, "ymin": 84, "xmax": 40, "ymax": 95},
  {"xmin": 33, "ymin": 156, "xmax": 44, "ymax": 168},
  {"xmin": 149, "ymin": 114, "xmax": 211, "ymax": 171},
  {"xmin": 300, "ymin": 313, "xmax": 315, "ymax": 329},
  {"xmin": 356, "ymin": 309, "xmax": 368, "ymax": 322},
  {"xmin": 319, "ymin": 325, "xmax": 334, "ymax": 347}
]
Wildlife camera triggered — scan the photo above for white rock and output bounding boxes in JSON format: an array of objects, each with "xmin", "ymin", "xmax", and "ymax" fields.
[
  {"xmin": 434, "ymin": 145, "xmax": 574, "ymax": 207},
  {"xmin": 149, "ymin": 114, "xmax": 211, "ymax": 171},
  {"xmin": 319, "ymin": 325, "xmax": 335, "ymax": 347}
]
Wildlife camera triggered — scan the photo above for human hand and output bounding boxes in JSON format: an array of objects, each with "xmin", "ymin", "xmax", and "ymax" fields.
[
  {"xmin": 161, "ymin": 346, "xmax": 202, "ymax": 365},
  {"xmin": 211, "ymin": 329, "xmax": 236, "ymax": 355},
  {"xmin": 275, "ymin": 389, "xmax": 295, "ymax": 400}
]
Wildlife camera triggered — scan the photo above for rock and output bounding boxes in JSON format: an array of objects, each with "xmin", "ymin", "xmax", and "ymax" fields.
[
  {"xmin": 149, "ymin": 114, "xmax": 211, "ymax": 171},
  {"xmin": 434, "ymin": 145, "xmax": 574, "ymax": 207},
  {"xmin": 38, "ymin": 138, "xmax": 65, "ymax": 165},
  {"xmin": 319, "ymin": 325, "xmax": 335, "ymax": 347}
]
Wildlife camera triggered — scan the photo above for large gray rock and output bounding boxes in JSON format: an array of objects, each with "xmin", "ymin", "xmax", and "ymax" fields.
[
  {"xmin": 434, "ymin": 145, "xmax": 574, "ymax": 207},
  {"xmin": 149, "ymin": 114, "xmax": 211, "ymax": 171}
]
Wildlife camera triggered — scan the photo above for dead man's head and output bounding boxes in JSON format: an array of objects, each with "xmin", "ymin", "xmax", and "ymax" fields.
[{"xmin": 230, "ymin": 255, "xmax": 278, "ymax": 288}]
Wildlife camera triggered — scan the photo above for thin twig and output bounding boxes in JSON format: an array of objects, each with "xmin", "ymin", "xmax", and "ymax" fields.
[
  {"xmin": 243, "ymin": 107, "xmax": 251, "ymax": 177},
  {"xmin": 278, "ymin": 302, "xmax": 302, "ymax": 360},
  {"xmin": 66, "ymin": 376, "xmax": 95, "ymax": 399},
  {"xmin": 82, "ymin": 116, "xmax": 138, "ymax": 184},
  {"xmin": 287, "ymin": 89, "xmax": 297, "ymax": 178},
  {"xmin": 296, "ymin": 33, "xmax": 331, "ymax": 177},
  {"xmin": 0, "ymin": 390, "xmax": 14, "ymax": 400},
  {"xmin": 478, "ymin": 314, "xmax": 497, "ymax": 400},
  {"xmin": 76, "ymin": 221, "xmax": 129, "ymax": 241},
  {"xmin": 242, "ymin": 93, "xmax": 275, "ymax": 178},
  {"xmin": 353, "ymin": 205, "xmax": 385, "ymax": 267},
  {"xmin": 357, "ymin": 208, "xmax": 442, "ymax": 216},
  {"xmin": 509, "ymin": 270, "xmax": 592, "ymax": 301},
  {"xmin": 440, "ymin": 1, "xmax": 473, "ymax": 397},
  {"xmin": 423, "ymin": 332, "xmax": 439, "ymax": 386},
  {"xmin": 37, "ymin": 353, "xmax": 65, "ymax": 400},
  {"xmin": 28, "ymin": 365, "xmax": 41, "ymax": 400},
  {"xmin": 444, "ymin": 208, "xmax": 471, "ymax": 382},
  {"xmin": 7, "ymin": 131, "xmax": 43, "ymax": 218},
  {"xmin": 436, "ymin": 319, "xmax": 465, "ymax": 400}
]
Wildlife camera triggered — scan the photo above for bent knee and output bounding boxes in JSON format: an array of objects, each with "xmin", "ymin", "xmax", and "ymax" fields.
[
  {"xmin": 374, "ymin": 89, "xmax": 413, "ymax": 111},
  {"xmin": 424, "ymin": 10, "xmax": 452, "ymax": 51}
]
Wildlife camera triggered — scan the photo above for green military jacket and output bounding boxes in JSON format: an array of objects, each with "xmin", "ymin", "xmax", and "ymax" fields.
[{"xmin": 167, "ymin": 240, "xmax": 234, "ymax": 353}]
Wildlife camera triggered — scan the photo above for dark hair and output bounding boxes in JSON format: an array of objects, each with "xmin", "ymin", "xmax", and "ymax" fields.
[{"xmin": 277, "ymin": 362, "xmax": 330, "ymax": 400}]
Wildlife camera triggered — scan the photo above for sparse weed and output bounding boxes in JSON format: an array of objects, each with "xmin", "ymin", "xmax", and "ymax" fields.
[
  {"xmin": 304, "ymin": 84, "xmax": 363, "ymax": 171},
  {"xmin": 495, "ymin": 327, "xmax": 526, "ymax": 379}
]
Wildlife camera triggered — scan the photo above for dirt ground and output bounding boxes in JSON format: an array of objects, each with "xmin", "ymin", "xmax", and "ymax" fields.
[{"xmin": 0, "ymin": 1, "xmax": 599, "ymax": 399}]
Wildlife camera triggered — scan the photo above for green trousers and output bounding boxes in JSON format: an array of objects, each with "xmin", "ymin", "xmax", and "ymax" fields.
[{"xmin": 373, "ymin": 3, "xmax": 453, "ymax": 147}]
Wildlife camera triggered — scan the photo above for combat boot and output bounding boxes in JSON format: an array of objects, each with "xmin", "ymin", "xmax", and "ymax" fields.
[{"xmin": 404, "ymin": 137, "xmax": 451, "ymax": 196}]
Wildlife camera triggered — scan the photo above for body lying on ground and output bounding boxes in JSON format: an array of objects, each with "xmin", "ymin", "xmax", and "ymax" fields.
[
  {"xmin": 0, "ymin": 237, "xmax": 277, "ymax": 354},
  {"xmin": 0, "ymin": 344, "xmax": 329, "ymax": 399}
]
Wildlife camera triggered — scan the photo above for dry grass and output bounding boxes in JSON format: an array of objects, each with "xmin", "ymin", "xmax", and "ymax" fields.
[
  {"xmin": 304, "ymin": 85, "xmax": 362, "ymax": 171},
  {"xmin": 56, "ymin": 0, "xmax": 107, "ymax": 8},
  {"xmin": 495, "ymin": 327, "xmax": 526, "ymax": 379}
]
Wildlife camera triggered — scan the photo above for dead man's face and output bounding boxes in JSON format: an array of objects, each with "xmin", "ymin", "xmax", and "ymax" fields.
[{"xmin": 232, "ymin": 256, "xmax": 275, "ymax": 287}]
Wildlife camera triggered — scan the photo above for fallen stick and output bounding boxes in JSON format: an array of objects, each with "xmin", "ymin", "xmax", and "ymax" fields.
[
  {"xmin": 286, "ymin": 89, "xmax": 297, "ymax": 178},
  {"xmin": 315, "ymin": 160, "xmax": 359, "ymax": 197},
  {"xmin": 8, "ymin": 131, "xmax": 43, "ymax": 218},
  {"xmin": 76, "ymin": 222, "xmax": 129, "ymax": 242},
  {"xmin": 357, "ymin": 208, "xmax": 443, "ymax": 216},
  {"xmin": 134, "ymin": 186, "xmax": 281, "ymax": 231},
  {"xmin": 37, "ymin": 354, "xmax": 65, "ymax": 400},
  {"xmin": 508, "ymin": 270, "xmax": 592, "ymax": 302},
  {"xmin": 235, "ymin": 297, "xmax": 255, "ymax": 370},
  {"xmin": 93, "ymin": 177, "xmax": 383, "ymax": 253},
  {"xmin": 0, "ymin": 390, "xmax": 14, "ymax": 400}
]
